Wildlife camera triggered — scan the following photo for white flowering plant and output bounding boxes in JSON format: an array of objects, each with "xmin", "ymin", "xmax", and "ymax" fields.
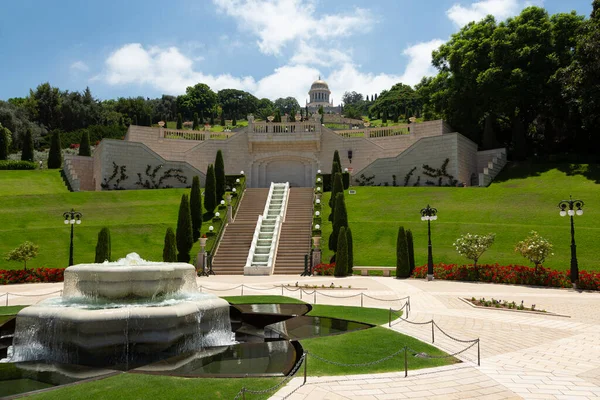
[
  {"xmin": 515, "ymin": 231, "xmax": 553, "ymax": 268},
  {"xmin": 453, "ymin": 233, "xmax": 496, "ymax": 268}
]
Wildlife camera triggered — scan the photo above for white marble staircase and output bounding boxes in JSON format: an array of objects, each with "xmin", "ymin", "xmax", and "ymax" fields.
[{"xmin": 478, "ymin": 148, "xmax": 507, "ymax": 187}]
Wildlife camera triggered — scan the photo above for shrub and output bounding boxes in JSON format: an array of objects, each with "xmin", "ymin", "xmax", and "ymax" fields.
[
  {"xmin": 177, "ymin": 113, "xmax": 183, "ymax": 129},
  {"xmin": 215, "ymin": 150, "xmax": 225, "ymax": 203},
  {"xmin": 329, "ymin": 172, "xmax": 343, "ymax": 222},
  {"xmin": 314, "ymin": 262, "xmax": 335, "ymax": 276},
  {"xmin": 204, "ymin": 164, "xmax": 217, "ymax": 216},
  {"xmin": 453, "ymin": 233, "xmax": 495, "ymax": 269},
  {"xmin": 515, "ymin": 231, "xmax": 553, "ymax": 268},
  {"xmin": 47, "ymin": 131, "xmax": 62, "ymax": 169},
  {"xmin": 0, "ymin": 123, "xmax": 9, "ymax": 160},
  {"xmin": 334, "ymin": 227, "xmax": 348, "ymax": 277},
  {"xmin": 94, "ymin": 227, "xmax": 111, "ymax": 263},
  {"xmin": 346, "ymin": 226, "xmax": 354, "ymax": 276},
  {"xmin": 190, "ymin": 176, "xmax": 203, "ymax": 242},
  {"xmin": 0, "ymin": 267, "xmax": 65, "ymax": 285},
  {"xmin": 396, "ymin": 227, "xmax": 410, "ymax": 278},
  {"xmin": 176, "ymin": 194, "xmax": 193, "ymax": 263},
  {"xmin": 0, "ymin": 160, "xmax": 36, "ymax": 170},
  {"xmin": 329, "ymin": 192, "xmax": 347, "ymax": 252},
  {"xmin": 163, "ymin": 227, "xmax": 177, "ymax": 262},
  {"xmin": 21, "ymin": 128, "xmax": 34, "ymax": 162},
  {"xmin": 406, "ymin": 229, "xmax": 415, "ymax": 276},
  {"xmin": 79, "ymin": 130, "xmax": 91, "ymax": 156}
]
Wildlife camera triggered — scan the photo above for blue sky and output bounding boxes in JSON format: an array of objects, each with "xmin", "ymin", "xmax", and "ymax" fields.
[{"xmin": 0, "ymin": 0, "xmax": 593, "ymax": 104}]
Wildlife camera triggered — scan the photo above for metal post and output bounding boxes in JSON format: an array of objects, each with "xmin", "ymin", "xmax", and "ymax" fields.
[
  {"xmin": 570, "ymin": 214, "xmax": 579, "ymax": 286},
  {"xmin": 314, "ymin": 291, "xmax": 316, "ymax": 304},
  {"xmin": 69, "ymin": 222, "xmax": 74, "ymax": 266},
  {"xmin": 281, "ymin": 285, "xmax": 284, "ymax": 295},
  {"xmin": 389, "ymin": 308, "xmax": 392, "ymax": 327},
  {"xmin": 427, "ymin": 219, "xmax": 433, "ymax": 281},
  {"xmin": 431, "ymin": 321, "xmax": 435, "ymax": 343},
  {"xmin": 477, "ymin": 339, "xmax": 480, "ymax": 366},
  {"xmin": 241, "ymin": 387, "xmax": 246, "ymax": 400},
  {"xmin": 300, "ymin": 289, "xmax": 303, "ymax": 300},
  {"xmin": 5, "ymin": 294, "xmax": 8, "ymax": 307},
  {"xmin": 361, "ymin": 292, "xmax": 363, "ymax": 307},
  {"xmin": 303, "ymin": 353, "xmax": 308, "ymax": 384},
  {"xmin": 241, "ymin": 285, "xmax": 244, "ymax": 296},
  {"xmin": 404, "ymin": 346, "xmax": 408, "ymax": 377}
]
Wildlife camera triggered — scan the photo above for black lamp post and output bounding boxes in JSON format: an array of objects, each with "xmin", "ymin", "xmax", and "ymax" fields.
[
  {"xmin": 558, "ymin": 196, "xmax": 584, "ymax": 288},
  {"xmin": 63, "ymin": 209, "xmax": 82, "ymax": 266},
  {"xmin": 420, "ymin": 205, "xmax": 438, "ymax": 281}
]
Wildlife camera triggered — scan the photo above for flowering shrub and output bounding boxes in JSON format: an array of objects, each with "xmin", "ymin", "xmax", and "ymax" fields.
[
  {"xmin": 69, "ymin": 143, "xmax": 80, "ymax": 149},
  {"xmin": 412, "ymin": 263, "xmax": 599, "ymax": 291},
  {"xmin": 515, "ymin": 231, "xmax": 553, "ymax": 268},
  {"xmin": 314, "ymin": 262, "xmax": 335, "ymax": 276},
  {"xmin": 453, "ymin": 233, "xmax": 495, "ymax": 268},
  {"xmin": 0, "ymin": 267, "xmax": 65, "ymax": 285}
]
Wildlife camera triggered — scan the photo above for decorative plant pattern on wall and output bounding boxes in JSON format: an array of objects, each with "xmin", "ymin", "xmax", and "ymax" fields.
[
  {"xmin": 422, "ymin": 158, "xmax": 458, "ymax": 186},
  {"xmin": 135, "ymin": 164, "xmax": 187, "ymax": 189},
  {"xmin": 354, "ymin": 173, "xmax": 376, "ymax": 186},
  {"xmin": 101, "ymin": 162, "xmax": 128, "ymax": 190}
]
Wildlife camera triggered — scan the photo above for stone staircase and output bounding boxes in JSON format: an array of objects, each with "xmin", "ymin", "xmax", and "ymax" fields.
[
  {"xmin": 211, "ymin": 188, "xmax": 269, "ymax": 275},
  {"xmin": 478, "ymin": 148, "xmax": 507, "ymax": 187},
  {"xmin": 273, "ymin": 188, "xmax": 314, "ymax": 275}
]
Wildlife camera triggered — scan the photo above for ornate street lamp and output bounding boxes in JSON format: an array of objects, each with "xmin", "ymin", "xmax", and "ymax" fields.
[
  {"xmin": 558, "ymin": 196, "xmax": 584, "ymax": 288},
  {"xmin": 420, "ymin": 205, "xmax": 438, "ymax": 281},
  {"xmin": 63, "ymin": 209, "xmax": 82, "ymax": 266}
]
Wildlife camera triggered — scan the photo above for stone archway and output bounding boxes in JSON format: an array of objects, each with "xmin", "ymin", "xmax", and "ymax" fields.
[{"xmin": 250, "ymin": 154, "xmax": 318, "ymax": 188}]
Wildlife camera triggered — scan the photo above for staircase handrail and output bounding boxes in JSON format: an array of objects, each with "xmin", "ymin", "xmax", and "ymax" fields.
[
  {"xmin": 245, "ymin": 215, "xmax": 264, "ymax": 268},
  {"xmin": 267, "ymin": 215, "xmax": 282, "ymax": 273}
]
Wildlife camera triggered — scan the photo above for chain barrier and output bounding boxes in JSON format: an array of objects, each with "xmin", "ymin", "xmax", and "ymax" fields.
[
  {"xmin": 316, "ymin": 292, "xmax": 362, "ymax": 299},
  {"xmin": 235, "ymin": 353, "xmax": 306, "ymax": 400},
  {"xmin": 406, "ymin": 341, "xmax": 478, "ymax": 359},
  {"xmin": 199, "ymin": 285, "xmax": 243, "ymax": 292},
  {"xmin": 309, "ymin": 347, "xmax": 406, "ymax": 368},
  {"xmin": 363, "ymin": 293, "xmax": 407, "ymax": 302},
  {"xmin": 241, "ymin": 285, "xmax": 275, "ymax": 291},
  {"xmin": 432, "ymin": 322, "xmax": 479, "ymax": 344},
  {"xmin": 1, "ymin": 290, "xmax": 64, "ymax": 306}
]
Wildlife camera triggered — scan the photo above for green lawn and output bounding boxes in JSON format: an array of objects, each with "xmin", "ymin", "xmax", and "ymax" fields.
[
  {"xmin": 0, "ymin": 171, "xmax": 222, "ymax": 270},
  {"xmin": 308, "ymin": 304, "xmax": 394, "ymax": 325},
  {"xmin": 321, "ymin": 164, "xmax": 600, "ymax": 271}
]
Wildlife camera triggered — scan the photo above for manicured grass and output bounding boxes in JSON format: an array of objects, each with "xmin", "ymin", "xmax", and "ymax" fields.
[
  {"xmin": 223, "ymin": 295, "xmax": 306, "ymax": 304},
  {"xmin": 308, "ymin": 304, "xmax": 398, "ymax": 325},
  {"xmin": 321, "ymin": 164, "xmax": 600, "ymax": 271},
  {"xmin": 0, "ymin": 171, "xmax": 220, "ymax": 270},
  {"xmin": 0, "ymin": 305, "xmax": 27, "ymax": 315},
  {"xmin": 25, "ymin": 374, "xmax": 277, "ymax": 400}
]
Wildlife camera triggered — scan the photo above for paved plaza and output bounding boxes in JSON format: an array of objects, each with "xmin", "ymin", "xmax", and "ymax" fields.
[{"xmin": 3, "ymin": 275, "xmax": 600, "ymax": 399}]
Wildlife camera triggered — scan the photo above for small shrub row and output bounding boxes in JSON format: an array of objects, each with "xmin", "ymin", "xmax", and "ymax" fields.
[
  {"xmin": 0, "ymin": 160, "xmax": 37, "ymax": 170},
  {"xmin": 412, "ymin": 263, "xmax": 600, "ymax": 291},
  {"xmin": 0, "ymin": 267, "xmax": 65, "ymax": 285}
]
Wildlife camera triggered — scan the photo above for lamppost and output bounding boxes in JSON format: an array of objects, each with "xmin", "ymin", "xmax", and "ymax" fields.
[
  {"xmin": 558, "ymin": 196, "xmax": 584, "ymax": 288},
  {"xmin": 63, "ymin": 209, "xmax": 82, "ymax": 266},
  {"xmin": 420, "ymin": 205, "xmax": 438, "ymax": 281}
]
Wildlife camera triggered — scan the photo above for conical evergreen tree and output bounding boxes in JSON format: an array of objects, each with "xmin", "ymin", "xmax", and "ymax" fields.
[
  {"xmin": 215, "ymin": 150, "xmax": 226, "ymax": 204},
  {"xmin": 204, "ymin": 164, "xmax": 217, "ymax": 216},
  {"xmin": 332, "ymin": 150, "xmax": 342, "ymax": 175},
  {"xmin": 177, "ymin": 113, "xmax": 183, "ymax": 129},
  {"xmin": 396, "ymin": 227, "xmax": 410, "ymax": 278},
  {"xmin": 163, "ymin": 227, "xmax": 177, "ymax": 262},
  {"xmin": 232, "ymin": 115, "xmax": 237, "ymax": 126},
  {"xmin": 221, "ymin": 112, "xmax": 226, "ymax": 126},
  {"xmin": 0, "ymin": 124, "xmax": 9, "ymax": 160},
  {"xmin": 406, "ymin": 229, "xmax": 415, "ymax": 277},
  {"xmin": 334, "ymin": 226, "xmax": 348, "ymax": 277},
  {"xmin": 329, "ymin": 192, "xmax": 348, "ymax": 251},
  {"xmin": 193, "ymin": 112, "xmax": 199, "ymax": 130},
  {"xmin": 94, "ymin": 227, "xmax": 111, "ymax": 263},
  {"xmin": 329, "ymin": 172, "xmax": 343, "ymax": 222},
  {"xmin": 346, "ymin": 226, "xmax": 354, "ymax": 276},
  {"xmin": 176, "ymin": 194, "xmax": 194, "ymax": 263},
  {"xmin": 79, "ymin": 131, "xmax": 91, "ymax": 156},
  {"xmin": 190, "ymin": 176, "xmax": 203, "ymax": 242},
  {"xmin": 21, "ymin": 128, "xmax": 34, "ymax": 162},
  {"xmin": 47, "ymin": 131, "xmax": 62, "ymax": 168}
]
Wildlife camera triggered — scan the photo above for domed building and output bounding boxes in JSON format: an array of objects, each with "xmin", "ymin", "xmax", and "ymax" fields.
[{"xmin": 306, "ymin": 76, "xmax": 341, "ymax": 114}]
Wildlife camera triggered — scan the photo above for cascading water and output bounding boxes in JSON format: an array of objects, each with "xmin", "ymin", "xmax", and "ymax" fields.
[{"xmin": 8, "ymin": 253, "xmax": 233, "ymax": 369}]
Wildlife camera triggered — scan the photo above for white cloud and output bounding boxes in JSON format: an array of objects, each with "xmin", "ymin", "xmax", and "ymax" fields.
[
  {"xmin": 400, "ymin": 40, "xmax": 445, "ymax": 85},
  {"xmin": 70, "ymin": 61, "xmax": 89, "ymax": 72},
  {"xmin": 446, "ymin": 0, "xmax": 527, "ymax": 26},
  {"xmin": 289, "ymin": 41, "xmax": 352, "ymax": 68},
  {"xmin": 212, "ymin": 0, "xmax": 372, "ymax": 57}
]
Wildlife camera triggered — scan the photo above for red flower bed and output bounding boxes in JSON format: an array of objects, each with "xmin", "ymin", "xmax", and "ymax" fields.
[
  {"xmin": 314, "ymin": 262, "xmax": 336, "ymax": 276},
  {"xmin": 412, "ymin": 263, "xmax": 599, "ymax": 291},
  {"xmin": 0, "ymin": 268, "xmax": 65, "ymax": 285},
  {"xmin": 69, "ymin": 143, "xmax": 80, "ymax": 149}
]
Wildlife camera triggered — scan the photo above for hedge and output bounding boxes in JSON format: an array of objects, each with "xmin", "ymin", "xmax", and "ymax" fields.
[{"xmin": 0, "ymin": 160, "xmax": 37, "ymax": 170}]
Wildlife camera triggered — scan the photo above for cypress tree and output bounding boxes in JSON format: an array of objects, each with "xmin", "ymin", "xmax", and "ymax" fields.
[
  {"xmin": 329, "ymin": 172, "xmax": 343, "ymax": 222},
  {"xmin": 305, "ymin": 105, "xmax": 309, "ymax": 118},
  {"xmin": 176, "ymin": 194, "xmax": 193, "ymax": 263},
  {"xmin": 47, "ymin": 131, "xmax": 62, "ymax": 168},
  {"xmin": 215, "ymin": 150, "xmax": 226, "ymax": 204},
  {"xmin": 329, "ymin": 192, "xmax": 348, "ymax": 252},
  {"xmin": 21, "ymin": 128, "xmax": 34, "ymax": 162},
  {"xmin": 0, "ymin": 124, "xmax": 9, "ymax": 160},
  {"xmin": 193, "ymin": 112, "xmax": 199, "ymax": 130},
  {"xmin": 221, "ymin": 112, "xmax": 226, "ymax": 127},
  {"xmin": 133, "ymin": 115, "xmax": 138, "ymax": 125},
  {"xmin": 210, "ymin": 113, "xmax": 215, "ymax": 126},
  {"xmin": 406, "ymin": 229, "xmax": 415, "ymax": 277},
  {"xmin": 232, "ymin": 115, "xmax": 237, "ymax": 126},
  {"xmin": 334, "ymin": 226, "xmax": 348, "ymax": 277},
  {"xmin": 396, "ymin": 227, "xmax": 410, "ymax": 278},
  {"xmin": 177, "ymin": 113, "xmax": 183, "ymax": 129},
  {"xmin": 79, "ymin": 131, "xmax": 91, "ymax": 156},
  {"xmin": 94, "ymin": 227, "xmax": 111, "ymax": 263},
  {"xmin": 204, "ymin": 164, "xmax": 217, "ymax": 216},
  {"xmin": 190, "ymin": 176, "xmax": 202, "ymax": 242},
  {"xmin": 346, "ymin": 226, "xmax": 354, "ymax": 276},
  {"xmin": 163, "ymin": 227, "xmax": 177, "ymax": 262},
  {"xmin": 332, "ymin": 150, "xmax": 342, "ymax": 175}
]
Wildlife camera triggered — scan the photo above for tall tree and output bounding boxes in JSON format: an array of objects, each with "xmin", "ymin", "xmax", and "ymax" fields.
[
  {"xmin": 346, "ymin": 226, "xmax": 354, "ymax": 276},
  {"xmin": 163, "ymin": 227, "xmax": 177, "ymax": 262},
  {"xmin": 21, "ymin": 128, "xmax": 34, "ymax": 162},
  {"xmin": 176, "ymin": 194, "xmax": 193, "ymax": 263},
  {"xmin": 0, "ymin": 123, "xmax": 10, "ymax": 160},
  {"xmin": 332, "ymin": 150, "xmax": 342, "ymax": 175},
  {"xmin": 79, "ymin": 130, "xmax": 91, "ymax": 156},
  {"xmin": 193, "ymin": 112, "xmax": 199, "ymax": 130},
  {"xmin": 334, "ymin": 226, "xmax": 348, "ymax": 277},
  {"xmin": 204, "ymin": 164, "xmax": 217, "ymax": 216},
  {"xmin": 329, "ymin": 192, "xmax": 348, "ymax": 252},
  {"xmin": 190, "ymin": 176, "xmax": 203, "ymax": 242},
  {"xmin": 176, "ymin": 113, "xmax": 183, "ymax": 129},
  {"xmin": 47, "ymin": 131, "xmax": 62, "ymax": 168},
  {"xmin": 406, "ymin": 229, "xmax": 415, "ymax": 276},
  {"xmin": 274, "ymin": 97, "xmax": 300, "ymax": 115},
  {"xmin": 329, "ymin": 172, "xmax": 343, "ymax": 222},
  {"xmin": 214, "ymin": 150, "xmax": 226, "ymax": 204},
  {"xmin": 94, "ymin": 227, "xmax": 111, "ymax": 263},
  {"xmin": 396, "ymin": 227, "xmax": 410, "ymax": 278}
]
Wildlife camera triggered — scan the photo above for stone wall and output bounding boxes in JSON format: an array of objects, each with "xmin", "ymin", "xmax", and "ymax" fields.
[{"xmin": 63, "ymin": 155, "xmax": 95, "ymax": 191}]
